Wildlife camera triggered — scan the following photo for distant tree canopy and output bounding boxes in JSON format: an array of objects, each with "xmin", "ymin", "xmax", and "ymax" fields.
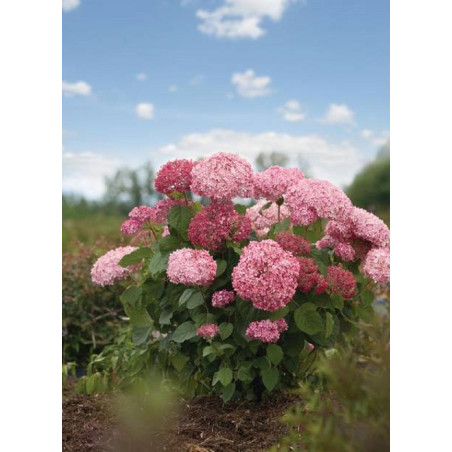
[
  {"xmin": 254, "ymin": 151, "xmax": 312, "ymax": 177},
  {"xmin": 346, "ymin": 141, "xmax": 390, "ymax": 212}
]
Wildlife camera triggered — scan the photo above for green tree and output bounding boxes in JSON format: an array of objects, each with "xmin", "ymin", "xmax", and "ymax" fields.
[{"xmin": 255, "ymin": 151, "xmax": 289, "ymax": 171}]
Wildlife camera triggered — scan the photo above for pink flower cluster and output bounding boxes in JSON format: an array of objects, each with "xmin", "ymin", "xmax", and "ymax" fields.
[
  {"xmin": 253, "ymin": 166, "xmax": 304, "ymax": 202},
  {"xmin": 245, "ymin": 319, "xmax": 288, "ymax": 343},
  {"xmin": 190, "ymin": 153, "xmax": 254, "ymax": 201},
  {"xmin": 197, "ymin": 323, "xmax": 219, "ymax": 339},
  {"xmin": 275, "ymin": 231, "xmax": 311, "ymax": 256},
  {"xmin": 167, "ymin": 248, "xmax": 217, "ymax": 286},
  {"xmin": 285, "ymin": 179, "xmax": 353, "ymax": 226},
  {"xmin": 362, "ymin": 248, "xmax": 390, "ymax": 284},
  {"xmin": 327, "ymin": 266, "xmax": 356, "ymax": 299},
  {"xmin": 188, "ymin": 203, "xmax": 251, "ymax": 251},
  {"xmin": 155, "ymin": 159, "xmax": 196, "ymax": 196},
  {"xmin": 334, "ymin": 243, "xmax": 356, "ymax": 262},
  {"xmin": 297, "ymin": 257, "xmax": 328, "ymax": 294},
  {"xmin": 212, "ymin": 290, "xmax": 235, "ymax": 308},
  {"xmin": 91, "ymin": 246, "xmax": 139, "ymax": 286},
  {"xmin": 246, "ymin": 200, "xmax": 290, "ymax": 237},
  {"xmin": 232, "ymin": 240, "xmax": 300, "ymax": 311}
]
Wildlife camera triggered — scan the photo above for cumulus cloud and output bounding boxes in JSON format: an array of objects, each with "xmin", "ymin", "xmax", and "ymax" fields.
[
  {"xmin": 361, "ymin": 129, "xmax": 390, "ymax": 147},
  {"xmin": 277, "ymin": 100, "xmax": 306, "ymax": 122},
  {"xmin": 157, "ymin": 129, "xmax": 365, "ymax": 187},
  {"xmin": 361, "ymin": 129, "xmax": 373, "ymax": 139},
  {"xmin": 135, "ymin": 103, "xmax": 155, "ymax": 120},
  {"xmin": 321, "ymin": 103, "xmax": 355, "ymax": 125},
  {"xmin": 196, "ymin": 0, "xmax": 298, "ymax": 39},
  {"xmin": 136, "ymin": 73, "xmax": 148, "ymax": 81},
  {"xmin": 231, "ymin": 69, "xmax": 272, "ymax": 98},
  {"xmin": 62, "ymin": 0, "xmax": 80, "ymax": 12},
  {"xmin": 62, "ymin": 81, "xmax": 92, "ymax": 97},
  {"xmin": 62, "ymin": 152, "xmax": 121, "ymax": 198}
]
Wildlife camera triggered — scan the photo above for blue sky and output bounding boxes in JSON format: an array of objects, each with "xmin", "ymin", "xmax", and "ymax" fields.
[{"xmin": 62, "ymin": 0, "xmax": 389, "ymax": 198}]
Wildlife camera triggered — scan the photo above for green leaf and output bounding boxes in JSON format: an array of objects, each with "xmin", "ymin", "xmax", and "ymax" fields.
[
  {"xmin": 222, "ymin": 382, "xmax": 236, "ymax": 402},
  {"xmin": 268, "ymin": 306, "xmax": 290, "ymax": 320},
  {"xmin": 219, "ymin": 322, "xmax": 233, "ymax": 340},
  {"xmin": 273, "ymin": 217, "xmax": 291, "ymax": 234},
  {"xmin": 118, "ymin": 247, "xmax": 153, "ymax": 267},
  {"xmin": 234, "ymin": 204, "xmax": 247, "ymax": 214},
  {"xmin": 203, "ymin": 346, "xmax": 216, "ymax": 357},
  {"xmin": 132, "ymin": 325, "xmax": 152, "ymax": 346},
  {"xmin": 266, "ymin": 344, "xmax": 284, "ymax": 366},
  {"xmin": 143, "ymin": 279, "xmax": 165, "ymax": 300},
  {"xmin": 216, "ymin": 367, "xmax": 233, "ymax": 386},
  {"xmin": 259, "ymin": 201, "xmax": 273, "ymax": 213},
  {"xmin": 159, "ymin": 235, "xmax": 182, "ymax": 252},
  {"xmin": 159, "ymin": 308, "xmax": 172, "ymax": 326},
  {"xmin": 170, "ymin": 353, "xmax": 189, "ymax": 372},
  {"xmin": 167, "ymin": 205, "xmax": 195, "ymax": 240},
  {"xmin": 149, "ymin": 251, "xmax": 169, "ymax": 277},
  {"xmin": 172, "ymin": 321, "xmax": 197, "ymax": 343},
  {"xmin": 216, "ymin": 259, "xmax": 227, "ymax": 277},
  {"xmin": 179, "ymin": 289, "xmax": 204, "ymax": 309},
  {"xmin": 294, "ymin": 303, "xmax": 324, "ymax": 335},
  {"xmin": 325, "ymin": 312, "xmax": 334, "ymax": 339},
  {"xmin": 361, "ymin": 289, "xmax": 374, "ymax": 307},
  {"xmin": 261, "ymin": 367, "xmax": 279, "ymax": 392},
  {"xmin": 120, "ymin": 286, "xmax": 143, "ymax": 308},
  {"xmin": 331, "ymin": 294, "xmax": 344, "ymax": 311},
  {"xmin": 237, "ymin": 364, "xmax": 253, "ymax": 382}
]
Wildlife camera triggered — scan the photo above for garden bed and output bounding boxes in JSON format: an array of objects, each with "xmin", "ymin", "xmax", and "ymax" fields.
[{"xmin": 63, "ymin": 381, "xmax": 298, "ymax": 451}]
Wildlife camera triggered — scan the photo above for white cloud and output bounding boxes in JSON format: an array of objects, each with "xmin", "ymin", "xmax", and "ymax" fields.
[
  {"xmin": 168, "ymin": 85, "xmax": 179, "ymax": 93},
  {"xmin": 231, "ymin": 69, "xmax": 272, "ymax": 98},
  {"xmin": 62, "ymin": 0, "xmax": 80, "ymax": 12},
  {"xmin": 196, "ymin": 0, "xmax": 297, "ymax": 39},
  {"xmin": 190, "ymin": 75, "xmax": 205, "ymax": 86},
  {"xmin": 136, "ymin": 73, "xmax": 148, "ymax": 81},
  {"xmin": 157, "ymin": 129, "xmax": 365, "ymax": 187},
  {"xmin": 62, "ymin": 80, "xmax": 92, "ymax": 97},
  {"xmin": 321, "ymin": 103, "xmax": 355, "ymax": 125},
  {"xmin": 63, "ymin": 152, "xmax": 121, "ymax": 198},
  {"xmin": 361, "ymin": 129, "xmax": 373, "ymax": 139},
  {"xmin": 135, "ymin": 103, "xmax": 155, "ymax": 120},
  {"xmin": 277, "ymin": 100, "xmax": 306, "ymax": 122}
]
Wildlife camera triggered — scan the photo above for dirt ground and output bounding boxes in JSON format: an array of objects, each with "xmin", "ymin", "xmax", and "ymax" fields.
[{"xmin": 62, "ymin": 380, "xmax": 298, "ymax": 452}]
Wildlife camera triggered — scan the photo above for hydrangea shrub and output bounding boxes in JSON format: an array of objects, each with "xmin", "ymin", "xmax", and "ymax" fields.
[{"xmin": 87, "ymin": 153, "xmax": 390, "ymax": 402}]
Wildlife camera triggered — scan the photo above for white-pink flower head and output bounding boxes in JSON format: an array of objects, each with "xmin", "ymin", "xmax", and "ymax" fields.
[
  {"xmin": 232, "ymin": 240, "xmax": 300, "ymax": 311},
  {"xmin": 211, "ymin": 290, "xmax": 235, "ymax": 308},
  {"xmin": 363, "ymin": 247, "xmax": 390, "ymax": 284},
  {"xmin": 253, "ymin": 166, "xmax": 304, "ymax": 202},
  {"xmin": 246, "ymin": 199, "xmax": 290, "ymax": 237},
  {"xmin": 91, "ymin": 246, "xmax": 139, "ymax": 286},
  {"xmin": 350, "ymin": 207, "xmax": 390, "ymax": 249},
  {"xmin": 197, "ymin": 323, "xmax": 219, "ymax": 339},
  {"xmin": 167, "ymin": 248, "xmax": 217, "ymax": 286},
  {"xmin": 190, "ymin": 152, "xmax": 254, "ymax": 201},
  {"xmin": 285, "ymin": 179, "xmax": 353, "ymax": 226},
  {"xmin": 245, "ymin": 319, "xmax": 286, "ymax": 343}
]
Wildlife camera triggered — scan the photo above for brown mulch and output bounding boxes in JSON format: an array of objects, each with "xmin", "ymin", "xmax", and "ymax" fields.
[{"xmin": 62, "ymin": 384, "xmax": 299, "ymax": 452}]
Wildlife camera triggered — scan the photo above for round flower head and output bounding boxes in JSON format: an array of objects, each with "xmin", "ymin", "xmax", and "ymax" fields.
[
  {"xmin": 327, "ymin": 266, "xmax": 356, "ymax": 299},
  {"xmin": 212, "ymin": 290, "xmax": 235, "ymax": 308},
  {"xmin": 246, "ymin": 319, "xmax": 285, "ymax": 343},
  {"xmin": 190, "ymin": 152, "xmax": 254, "ymax": 201},
  {"xmin": 350, "ymin": 207, "xmax": 390, "ymax": 249},
  {"xmin": 275, "ymin": 231, "xmax": 311, "ymax": 256},
  {"xmin": 253, "ymin": 166, "xmax": 304, "ymax": 202},
  {"xmin": 232, "ymin": 240, "xmax": 300, "ymax": 311},
  {"xmin": 129, "ymin": 206, "xmax": 154, "ymax": 223},
  {"xmin": 197, "ymin": 323, "xmax": 219, "ymax": 339},
  {"xmin": 285, "ymin": 179, "xmax": 353, "ymax": 226},
  {"xmin": 121, "ymin": 218, "xmax": 142, "ymax": 236},
  {"xmin": 91, "ymin": 246, "xmax": 139, "ymax": 286},
  {"xmin": 363, "ymin": 247, "xmax": 390, "ymax": 284},
  {"xmin": 274, "ymin": 318, "xmax": 288, "ymax": 333},
  {"xmin": 167, "ymin": 248, "xmax": 217, "ymax": 286},
  {"xmin": 188, "ymin": 202, "xmax": 251, "ymax": 251},
  {"xmin": 155, "ymin": 159, "xmax": 196, "ymax": 196},
  {"xmin": 246, "ymin": 200, "xmax": 290, "ymax": 237},
  {"xmin": 297, "ymin": 257, "xmax": 326, "ymax": 294},
  {"xmin": 149, "ymin": 198, "xmax": 185, "ymax": 224},
  {"xmin": 334, "ymin": 243, "xmax": 356, "ymax": 262}
]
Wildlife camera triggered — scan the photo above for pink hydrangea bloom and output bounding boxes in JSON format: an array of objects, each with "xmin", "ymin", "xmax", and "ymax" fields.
[
  {"xmin": 150, "ymin": 198, "xmax": 185, "ymax": 224},
  {"xmin": 246, "ymin": 319, "xmax": 285, "ymax": 343},
  {"xmin": 91, "ymin": 246, "xmax": 139, "ymax": 286},
  {"xmin": 162, "ymin": 226, "xmax": 170, "ymax": 237},
  {"xmin": 274, "ymin": 318, "xmax": 288, "ymax": 333},
  {"xmin": 246, "ymin": 200, "xmax": 290, "ymax": 237},
  {"xmin": 129, "ymin": 206, "xmax": 155, "ymax": 223},
  {"xmin": 121, "ymin": 218, "xmax": 142, "ymax": 236},
  {"xmin": 197, "ymin": 323, "xmax": 220, "ymax": 339},
  {"xmin": 363, "ymin": 247, "xmax": 390, "ymax": 284},
  {"xmin": 306, "ymin": 343, "xmax": 315, "ymax": 351},
  {"xmin": 155, "ymin": 159, "xmax": 196, "ymax": 196},
  {"xmin": 275, "ymin": 231, "xmax": 311, "ymax": 256},
  {"xmin": 167, "ymin": 248, "xmax": 217, "ymax": 286},
  {"xmin": 334, "ymin": 243, "xmax": 356, "ymax": 262},
  {"xmin": 285, "ymin": 179, "xmax": 353, "ymax": 226},
  {"xmin": 350, "ymin": 207, "xmax": 390, "ymax": 249},
  {"xmin": 188, "ymin": 203, "xmax": 251, "ymax": 251},
  {"xmin": 253, "ymin": 166, "xmax": 304, "ymax": 202},
  {"xmin": 212, "ymin": 290, "xmax": 235, "ymax": 308},
  {"xmin": 327, "ymin": 266, "xmax": 356, "ymax": 299},
  {"xmin": 190, "ymin": 152, "xmax": 254, "ymax": 201},
  {"xmin": 232, "ymin": 240, "xmax": 300, "ymax": 311},
  {"xmin": 297, "ymin": 257, "xmax": 326, "ymax": 294}
]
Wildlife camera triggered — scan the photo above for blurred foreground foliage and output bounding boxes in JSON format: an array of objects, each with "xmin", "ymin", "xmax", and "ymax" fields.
[{"xmin": 271, "ymin": 307, "xmax": 389, "ymax": 452}]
